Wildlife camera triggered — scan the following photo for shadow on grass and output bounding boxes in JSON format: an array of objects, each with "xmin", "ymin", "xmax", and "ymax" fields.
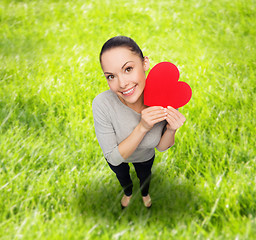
[{"xmin": 74, "ymin": 165, "xmax": 206, "ymax": 227}]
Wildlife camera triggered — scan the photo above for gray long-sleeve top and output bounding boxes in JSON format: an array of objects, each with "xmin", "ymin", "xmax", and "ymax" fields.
[{"xmin": 92, "ymin": 90, "xmax": 167, "ymax": 166}]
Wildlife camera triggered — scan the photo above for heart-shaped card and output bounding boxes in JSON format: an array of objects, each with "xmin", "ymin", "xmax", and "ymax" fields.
[{"xmin": 144, "ymin": 62, "xmax": 192, "ymax": 108}]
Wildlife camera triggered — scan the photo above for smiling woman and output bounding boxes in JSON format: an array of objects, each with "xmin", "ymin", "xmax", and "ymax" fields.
[
  {"xmin": 100, "ymin": 47, "xmax": 149, "ymax": 111},
  {"xmin": 92, "ymin": 36, "xmax": 186, "ymax": 209}
]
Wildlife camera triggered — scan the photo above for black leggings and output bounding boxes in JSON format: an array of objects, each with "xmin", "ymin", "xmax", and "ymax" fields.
[{"xmin": 107, "ymin": 155, "xmax": 155, "ymax": 197}]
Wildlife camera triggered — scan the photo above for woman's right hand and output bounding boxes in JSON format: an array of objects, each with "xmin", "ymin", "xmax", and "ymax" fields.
[{"xmin": 139, "ymin": 106, "xmax": 167, "ymax": 133}]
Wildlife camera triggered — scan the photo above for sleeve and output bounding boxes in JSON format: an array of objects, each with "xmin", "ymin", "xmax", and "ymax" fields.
[{"xmin": 92, "ymin": 98, "xmax": 125, "ymax": 166}]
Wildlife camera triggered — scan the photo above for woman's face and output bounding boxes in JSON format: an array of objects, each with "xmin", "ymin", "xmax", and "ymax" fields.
[{"xmin": 100, "ymin": 47, "xmax": 149, "ymax": 107}]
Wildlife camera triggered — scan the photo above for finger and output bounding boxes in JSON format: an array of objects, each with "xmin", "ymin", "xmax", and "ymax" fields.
[
  {"xmin": 143, "ymin": 106, "xmax": 163, "ymax": 113},
  {"xmin": 147, "ymin": 111, "xmax": 167, "ymax": 121},
  {"xmin": 152, "ymin": 116, "xmax": 168, "ymax": 124},
  {"xmin": 166, "ymin": 106, "xmax": 182, "ymax": 117},
  {"xmin": 166, "ymin": 109, "xmax": 181, "ymax": 123},
  {"xmin": 167, "ymin": 113, "xmax": 184, "ymax": 127},
  {"xmin": 142, "ymin": 106, "xmax": 166, "ymax": 117},
  {"xmin": 147, "ymin": 109, "xmax": 167, "ymax": 117},
  {"xmin": 165, "ymin": 118, "xmax": 179, "ymax": 130},
  {"xmin": 175, "ymin": 109, "xmax": 186, "ymax": 122},
  {"xmin": 175, "ymin": 110, "xmax": 186, "ymax": 122},
  {"xmin": 166, "ymin": 119, "xmax": 180, "ymax": 130},
  {"xmin": 167, "ymin": 106, "xmax": 186, "ymax": 122}
]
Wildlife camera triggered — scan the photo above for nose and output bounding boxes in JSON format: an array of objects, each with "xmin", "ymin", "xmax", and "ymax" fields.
[{"xmin": 118, "ymin": 75, "xmax": 129, "ymax": 89}]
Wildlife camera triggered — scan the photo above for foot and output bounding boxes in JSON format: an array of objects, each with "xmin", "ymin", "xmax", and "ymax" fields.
[
  {"xmin": 121, "ymin": 194, "xmax": 132, "ymax": 208},
  {"xmin": 142, "ymin": 194, "xmax": 152, "ymax": 208}
]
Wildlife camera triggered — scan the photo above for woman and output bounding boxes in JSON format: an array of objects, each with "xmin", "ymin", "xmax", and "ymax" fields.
[{"xmin": 92, "ymin": 36, "xmax": 186, "ymax": 209}]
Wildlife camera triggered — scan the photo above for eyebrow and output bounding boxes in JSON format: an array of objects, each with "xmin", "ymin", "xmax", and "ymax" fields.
[
  {"xmin": 104, "ymin": 61, "xmax": 134, "ymax": 75},
  {"xmin": 121, "ymin": 61, "xmax": 133, "ymax": 69}
]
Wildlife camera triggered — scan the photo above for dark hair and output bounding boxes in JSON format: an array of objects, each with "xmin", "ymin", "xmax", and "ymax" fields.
[{"xmin": 99, "ymin": 36, "xmax": 144, "ymax": 63}]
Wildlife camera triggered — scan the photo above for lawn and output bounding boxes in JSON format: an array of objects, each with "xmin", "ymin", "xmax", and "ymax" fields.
[{"xmin": 0, "ymin": 0, "xmax": 255, "ymax": 239}]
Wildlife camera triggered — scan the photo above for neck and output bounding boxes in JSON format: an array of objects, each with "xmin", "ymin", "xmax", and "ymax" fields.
[{"xmin": 119, "ymin": 93, "xmax": 146, "ymax": 113}]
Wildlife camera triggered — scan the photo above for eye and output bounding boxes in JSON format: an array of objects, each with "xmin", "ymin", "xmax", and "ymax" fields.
[
  {"xmin": 106, "ymin": 75, "xmax": 114, "ymax": 80},
  {"xmin": 125, "ymin": 67, "xmax": 133, "ymax": 73}
]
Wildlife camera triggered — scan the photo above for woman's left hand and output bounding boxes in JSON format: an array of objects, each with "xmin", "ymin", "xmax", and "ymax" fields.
[{"xmin": 165, "ymin": 106, "xmax": 186, "ymax": 131}]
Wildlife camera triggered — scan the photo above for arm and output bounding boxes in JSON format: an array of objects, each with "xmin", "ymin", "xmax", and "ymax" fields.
[
  {"xmin": 92, "ymin": 100, "xmax": 123, "ymax": 166},
  {"xmin": 156, "ymin": 106, "xmax": 186, "ymax": 152},
  {"xmin": 156, "ymin": 128, "xmax": 176, "ymax": 152},
  {"xmin": 92, "ymin": 99, "xmax": 167, "ymax": 166},
  {"xmin": 118, "ymin": 106, "xmax": 167, "ymax": 159}
]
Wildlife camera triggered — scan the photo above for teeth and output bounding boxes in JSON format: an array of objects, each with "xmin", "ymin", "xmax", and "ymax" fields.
[{"xmin": 123, "ymin": 86, "xmax": 135, "ymax": 94}]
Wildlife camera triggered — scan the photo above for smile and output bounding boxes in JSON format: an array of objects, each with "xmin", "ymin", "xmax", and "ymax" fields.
[{"xmin": 122, "ymin": 85, "xmax": 137, "ymax": 96}]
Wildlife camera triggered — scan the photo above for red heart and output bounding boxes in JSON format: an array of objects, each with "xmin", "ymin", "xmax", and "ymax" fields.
[{"xmin": 144, "ymin": 62, "xmax": 192, "ymax": 108}]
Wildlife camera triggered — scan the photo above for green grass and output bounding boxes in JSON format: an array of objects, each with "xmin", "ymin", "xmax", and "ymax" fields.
[{"xmin": 0, "ymin": 0, "xmax": 255, "ymax": 239}]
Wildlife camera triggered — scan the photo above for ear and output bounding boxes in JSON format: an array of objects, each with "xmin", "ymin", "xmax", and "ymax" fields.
[{"xmin": 143, "ymin": 56, "xmax": 150, "ymax": 71}]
